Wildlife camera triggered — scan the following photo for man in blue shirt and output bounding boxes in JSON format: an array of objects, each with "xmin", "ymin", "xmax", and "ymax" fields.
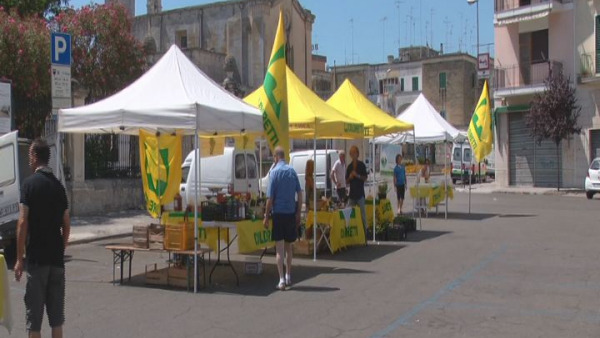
[
  {"xmin": 393, "ymin": 154, "xmax": 407, "ymax": 215},
  {"xmin": 263, "ymin": 146, "xmax": 302, "ymax": 290}
]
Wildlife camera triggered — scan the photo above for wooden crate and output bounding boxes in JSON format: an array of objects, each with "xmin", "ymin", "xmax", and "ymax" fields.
[
  {"xmin": 145, "ymin": 264, "xmax": 167, "ymax": 286},
  {"xmin": 132, "ymin": 225, "xmax": 149, "ymax": 249},
  {"xmin": 148, "ymin": 224, "xmax": 164, "ymax": 250},
  {"xmin": 167, "ymin": 266, "xmax": 190, "ymax": 288}
]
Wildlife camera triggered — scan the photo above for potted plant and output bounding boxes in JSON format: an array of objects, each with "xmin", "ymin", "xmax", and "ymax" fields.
[{"xmin": 393, "ymin": 215, "xmax": 417, "ymax": 233}]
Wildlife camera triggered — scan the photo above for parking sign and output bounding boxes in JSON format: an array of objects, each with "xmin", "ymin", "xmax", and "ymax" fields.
[{"xmin": 51, "ymin": 33, "xmax": 71, "ymax": 66}]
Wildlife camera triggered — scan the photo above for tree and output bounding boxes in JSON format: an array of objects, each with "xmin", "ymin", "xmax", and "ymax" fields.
[
  {"xmin": 526, "ymin": 69, "xmax": 581, "ymax": 190},
  {"xmin": 0, "ymin": 9, "xmax": 51, "ymax": 138},
  {"xmin": 55, "ymin": 3, "xmax": 147, "ymax": 102},
  {"xmin": 0, "ymin": 0, "xmax": 68, "ymax": 18}
]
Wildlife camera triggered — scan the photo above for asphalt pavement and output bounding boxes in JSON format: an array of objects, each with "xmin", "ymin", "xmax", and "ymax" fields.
[{"xmin": 5, "ymin": 183, "xmax": 600, "ymax": 337}]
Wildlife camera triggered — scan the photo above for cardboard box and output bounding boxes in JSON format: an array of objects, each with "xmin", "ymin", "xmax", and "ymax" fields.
[
  {"xmin": 145, "ymin": 264, "xmax": 167, "ymax": 286},
  {"xmin": 244, "ymin": 257, "xmax": 263, "ymax": 275}
]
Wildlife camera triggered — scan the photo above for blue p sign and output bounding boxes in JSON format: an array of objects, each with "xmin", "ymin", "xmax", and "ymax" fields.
[{"xmin": 51, "ymin": 33, "xmax": 71, "ymax": 66}]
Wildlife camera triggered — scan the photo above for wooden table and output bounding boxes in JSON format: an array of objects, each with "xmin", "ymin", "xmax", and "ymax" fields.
[{"xmin": 105, "ymin": 245, "xmax": 211, "ymax": 291}]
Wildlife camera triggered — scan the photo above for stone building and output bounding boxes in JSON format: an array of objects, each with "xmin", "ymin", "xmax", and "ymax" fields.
[{"xmin": 110, "ymin": 0, "xmax": 315, "ymax": 92}]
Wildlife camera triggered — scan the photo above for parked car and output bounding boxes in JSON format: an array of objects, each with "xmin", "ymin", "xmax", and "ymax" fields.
[
  {"xmin": 585, "ymin": 157, "xmax": 600, "ymax": 199},
  {"xmin": 180, "ymin": 147, "xmax": 259, "ymax": 207}
]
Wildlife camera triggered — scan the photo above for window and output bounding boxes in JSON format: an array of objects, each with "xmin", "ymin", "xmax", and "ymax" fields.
[
  {"xmin": 591, "ymin": 160, "xmax": 600, "ymax": 170},
  {"xmin": 464, "ymin": 148, "xmax": 472, "ymax": 163},
  {"xmin": 412, "ymin": 77, "xmax": 419, "ymax": 91},
  {"xmin": 379, "ymin": 78, "xmax": 399, "ymax": 94},
  {"xmin": 452, "ymin": 147, "xmax": 462, "ymax": 162},
  {"xmin": 596, "ymin": 16, "xmax": 600, "ymax": 74},
  {"xmin": 531, "ymin": 29, "xmax": 548, "ymax": 64},
  {"xmin": 235, "ymin": 154, "xmax": 246, "ymax": 179},
  {"xmin": 400, "ymin": 78, "xmax": 404, "ymax": 92},
  {"xmin": 181, "ymin": 165, "xmax": 190, "ymax": 184},
  {"xmin": 439, "ymin": 72, "xmax": 446, "ymax": 89},
  {"xmin": 0, "ymin": 144, "xmax": 15, "ymax": 187},
  {"xmin": 176, "ymin": 30, "xmax": 188, "ymax": 49},
  {"xmin": 246, "ymin": 154, "xmax": 257, "ymax": 179}
]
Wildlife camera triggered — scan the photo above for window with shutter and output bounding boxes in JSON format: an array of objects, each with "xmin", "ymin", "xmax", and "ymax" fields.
[{"xmin": 596, "ymin": 16, "xmax": 600, "ymax": 74}]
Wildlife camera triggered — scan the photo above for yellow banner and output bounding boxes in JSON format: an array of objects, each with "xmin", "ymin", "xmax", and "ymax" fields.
[
  {"xmin": 468, "ymin": 80, "xmax": 493, "ymax": 163},
  {"xmin": 306, "ymin": 207, "xmax": 365, "ymax": 253},
  {"xmin": 259, "ymin": 10, "xmax": 289, "ymax": 161},
  {"xmin": 234, "ymin": 134, "xmax": 255, "ymax": 151},
  {"xmin": 236, "ymin": 219, "xmax": 275, "ymax": 253},
  {"xmin": 365, "ymin": 199, "xmax": 394, "ymax": 229},
  {"xmin": 140, "ymin": 130, "xmax": 182, "ymax": 218},
  {"xmin": 201, "ymin": 136, "xmax": 225, "ymax": 157}
]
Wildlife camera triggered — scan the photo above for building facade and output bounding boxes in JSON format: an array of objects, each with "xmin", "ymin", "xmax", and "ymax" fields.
[
  {"xmin": 493, "ymin": 0, "xmax": 596, "ymax": 188},
  {"xmin": 123, "ymin": 0, "xmax": 314, "ymax": 92}
]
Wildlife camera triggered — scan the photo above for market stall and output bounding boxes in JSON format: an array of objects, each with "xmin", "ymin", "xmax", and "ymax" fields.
[
  {"xmin": 327, "ymin": 79, "xmax": 413, "ymax": 240},
  {"xmin": 59, "ymin": 45, "xmax": 265, "ymax": 292},
  {"xmin": 409, "ymin": 181, "xmax": 455, "ymax": 217},
  {"xmin": 305, "ymin": 207, "xmax": 365, "ymax": 253},
  {"xmin": 375, "ymin": 93, "xmax": 464, "ymax": 220}
]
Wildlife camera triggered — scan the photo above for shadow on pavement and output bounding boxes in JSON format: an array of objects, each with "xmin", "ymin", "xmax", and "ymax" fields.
[
  {"xmin": 428, "ymin": 212, "xmax": 498, "ymax": 221},
  {"xmin": 292, "ymin": 243, "xmax": 405, "ymax": 263},
  {"xmin": 497, "ymin": 214, "xmax": 537, "ymax": 218},
  {"xmin": 403, "ymin": 230, "xmax": 451, "ymax": 242},
  {"xmin": 117, "ymin": 261, "xmax": 369, "ymax": 297}
]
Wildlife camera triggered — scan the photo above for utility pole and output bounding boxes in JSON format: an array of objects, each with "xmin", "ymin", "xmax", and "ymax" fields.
[{"xmin": 381, "ymin": 16, "xmax": 388, "ymax": 61}]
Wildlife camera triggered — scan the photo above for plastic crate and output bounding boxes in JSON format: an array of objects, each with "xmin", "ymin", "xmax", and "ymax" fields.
[{"xmin": 164, "ymin": 223, "xmax": 195, "ymax": 251}]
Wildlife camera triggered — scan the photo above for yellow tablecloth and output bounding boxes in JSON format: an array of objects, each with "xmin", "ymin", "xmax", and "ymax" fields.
[
  {"xmin": 306, "ymin": 207, "xmax": 365, "ymax": 253},
  {"xmin": 235, "ymin": 219, "xmax": 275, "ymax": 254},
  {"xmin": 409, "ymin": 183, "xmax": 454, "ymax": 208},
  {"xmin": 365, "ymin": 199, "xmax": 394, "ymax": 228},
  {"xmin": 0, "ymin": 255, "xmax": 12, "ymax": 334}
]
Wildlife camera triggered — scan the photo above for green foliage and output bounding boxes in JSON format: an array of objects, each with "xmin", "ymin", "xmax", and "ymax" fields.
[
  {"xmin": 0, "ymin": 0, "xmax": 67, "ymax": 18},
  {"xmin": 55, "ymin": 3, "xmax": 147, "ymax": 102},
  {"xmin": 0, "ymin": 9, "xmax": 51, "ymax": 138}
]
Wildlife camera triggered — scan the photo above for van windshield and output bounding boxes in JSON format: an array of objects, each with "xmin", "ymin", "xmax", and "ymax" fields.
[
  {"xmin": 464, "ymin": 148, "xmax": 472, "ymax": 163},
  {"xmin": 181, "ymin": 166, "xmax": 190, "ymax": 184}
]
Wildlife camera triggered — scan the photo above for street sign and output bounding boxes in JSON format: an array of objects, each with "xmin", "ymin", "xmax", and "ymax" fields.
[
  {"xmin": 51, "ymin": 65, "xmax": 71, "ymax": 99},
  {"xmin": 51, "ymin": 33, "xmax": 71, "ymax": 66}
]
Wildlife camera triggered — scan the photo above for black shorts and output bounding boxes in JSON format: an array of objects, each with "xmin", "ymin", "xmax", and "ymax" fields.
[
  {"xmin": 271, "ymin": 213, "xmax": 297, "ymax": 242},
  {"xmin": 396, "ymin": 185, "xmax": 406, "ymax": 200},
  {"xmin": 25, "ymin": 264, "xmax": 65, "ymax": 332},
  {"xmin": 336, "ymin": 188, "xmax": 347, "ymax": 202}
]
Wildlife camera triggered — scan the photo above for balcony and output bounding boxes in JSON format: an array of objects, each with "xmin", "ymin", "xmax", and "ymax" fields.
[
  {"xmin": 494, "ymin": 60, "xmax": 562, "ymax": 97},
  {"xmin": 494, "ymin": 0, "xmax": 573, "ymax": 25}
]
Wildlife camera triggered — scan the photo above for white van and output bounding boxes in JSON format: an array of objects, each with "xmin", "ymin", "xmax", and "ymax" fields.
[
  {"xmin": 451, "ymin": 142, "xmax": 486, "ymax": 184},
  {"xmin": 259, "ymin": 149, "xmax": 340, "ymax": 197},
  {"xmin": 180, "ymin": 147, "xmax": 259, "ymax": 206}
]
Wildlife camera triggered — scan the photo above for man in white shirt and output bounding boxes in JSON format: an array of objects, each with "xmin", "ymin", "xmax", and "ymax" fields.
[{"xmin": 330, "ymin": 150, "xmax": 347, "ymax": 203}]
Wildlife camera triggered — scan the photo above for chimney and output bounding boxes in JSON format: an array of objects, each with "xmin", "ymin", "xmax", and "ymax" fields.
[
  {"xmin": 387, "ymin": 55, "xmax": 395, "ymax": 64},
  {"xmin": 440, "ymin": 43, "xmax": 444, "ymax": 55},
  {"xmin": 147, "ymin": 0, "xmax": 162, "ymax": 15}
]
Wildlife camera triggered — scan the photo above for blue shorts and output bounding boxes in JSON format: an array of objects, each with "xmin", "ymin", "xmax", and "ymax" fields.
[{"xmin": 271, "ymin": 213, "xmax": 297, "ymax": 242}]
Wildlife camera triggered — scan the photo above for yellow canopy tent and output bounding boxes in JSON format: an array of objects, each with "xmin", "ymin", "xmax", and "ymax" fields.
[
  {"xmin": 245, "ymin": 67, "xmax": 365, "ymax": 259},
  {"xmin": 328, "ymin": 79, "xmax": 416, "ymax": 240},
  {"xmin": 245, "ymin": 66, "xmax": 364, "ymax": 139},
  {"xmin": 327, "ymin": 79, "xmax": 413, "ymax": 137}
]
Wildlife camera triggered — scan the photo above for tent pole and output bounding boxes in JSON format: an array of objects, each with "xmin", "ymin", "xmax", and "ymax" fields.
[
  {"xmin": 313, "ymin": 132, "xmax": 318, "ymax": 261},
  {"xmin": 372, "ymin": 138, "xmax": 376, "ymax": 243},
  {"xmin": 259, "ymin": 139, "xmax": 263, "ymax": 195},
  {"xmin": 445, "ymin": 141, "xmax": 448, "ymax": 220},
  {"xmin": 193, "ymin": 126, "xmax": 199, "ymax": 293}
]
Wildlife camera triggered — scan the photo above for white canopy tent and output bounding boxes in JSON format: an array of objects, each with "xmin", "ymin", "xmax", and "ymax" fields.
[
  {"xmin": 375, "ymin": 93, "xmax": 464, "ymax": 220},
  {"xmin": 375, "ymin": 93, "xmax": 463, "ymax": 144},
  {"xmin": 58, "ymin": 45, "xmax": 264, "ymax": 292},
  {"xmin": 58, "ymin": 45, "xmax": 263, "ymax": 136}
]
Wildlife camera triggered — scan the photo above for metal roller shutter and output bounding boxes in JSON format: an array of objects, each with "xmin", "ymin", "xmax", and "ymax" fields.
[
  {"xmin": 590, "ymin": 129, "xmax": 600, "ymax": 159},
  {"xmin": 509, "ymin": 112, "xmax": 560, "ymax": 187}
]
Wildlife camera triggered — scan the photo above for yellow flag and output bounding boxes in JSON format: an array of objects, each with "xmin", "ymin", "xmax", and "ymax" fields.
[
  {"xmin": 200, "ymin": 136, "xmax": 225, "ymax": 157},
  {"xmin": 468, "ymin": 80, "xmax": 493, "ymax": 163},
  {"xmin": 259, "ymin": 10, "xmax": 289, "ymax": 160},
  {"xmin": 139, "ymin": 130, "xmax": 182, "ymax": 218}
]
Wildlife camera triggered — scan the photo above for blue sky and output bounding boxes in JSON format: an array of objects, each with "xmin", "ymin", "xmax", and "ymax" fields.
[{"xmin": 69, "ymin": 0, "xmax": 494, "ymax": 66}]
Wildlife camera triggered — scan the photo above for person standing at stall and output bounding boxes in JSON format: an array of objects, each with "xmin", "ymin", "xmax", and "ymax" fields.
[
  {"xmin": 346, "ymin": 145, "xmax": 368, "ymax": 245},
  {"xmin": 263, "ymin": 146, "xmax": 302, "ymax": 290},
  {"xmin": 330, "ymin": 150, "xmax": 347, "ymax": 204},
  {"xmin": 14, "ymin": 139, "xmax": 70, "ymax": 338},
  {"xmin": 393, "ymin": 154, "xmax": 407, "ymax": 215}
]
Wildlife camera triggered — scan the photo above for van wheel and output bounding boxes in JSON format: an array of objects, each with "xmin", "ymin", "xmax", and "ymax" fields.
[
  {"xmin": 586, "ymin": 191, "xmax": 595, "ymax": 200},
  {"xmin": 3, "ymin": 239, "xmax": 16, "ymax": 269}
]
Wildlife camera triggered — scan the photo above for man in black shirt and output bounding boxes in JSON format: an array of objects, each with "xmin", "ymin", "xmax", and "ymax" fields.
[
  {"xmin": 15, "ymin": 139, "xmax": 70, "ymax": 338},
  {"xmin": 346, "ymin": 145, "xmax": 368, "ymax": 245}
]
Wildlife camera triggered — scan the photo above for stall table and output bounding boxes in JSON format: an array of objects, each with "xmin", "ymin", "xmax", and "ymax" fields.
[
  {"xmin": 409, "ymin": 182, "xmax": 454, "ymax": 216},
  {"xmin": 306, "ymin": 207, "xmax": 366, "ymax": 253}
]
